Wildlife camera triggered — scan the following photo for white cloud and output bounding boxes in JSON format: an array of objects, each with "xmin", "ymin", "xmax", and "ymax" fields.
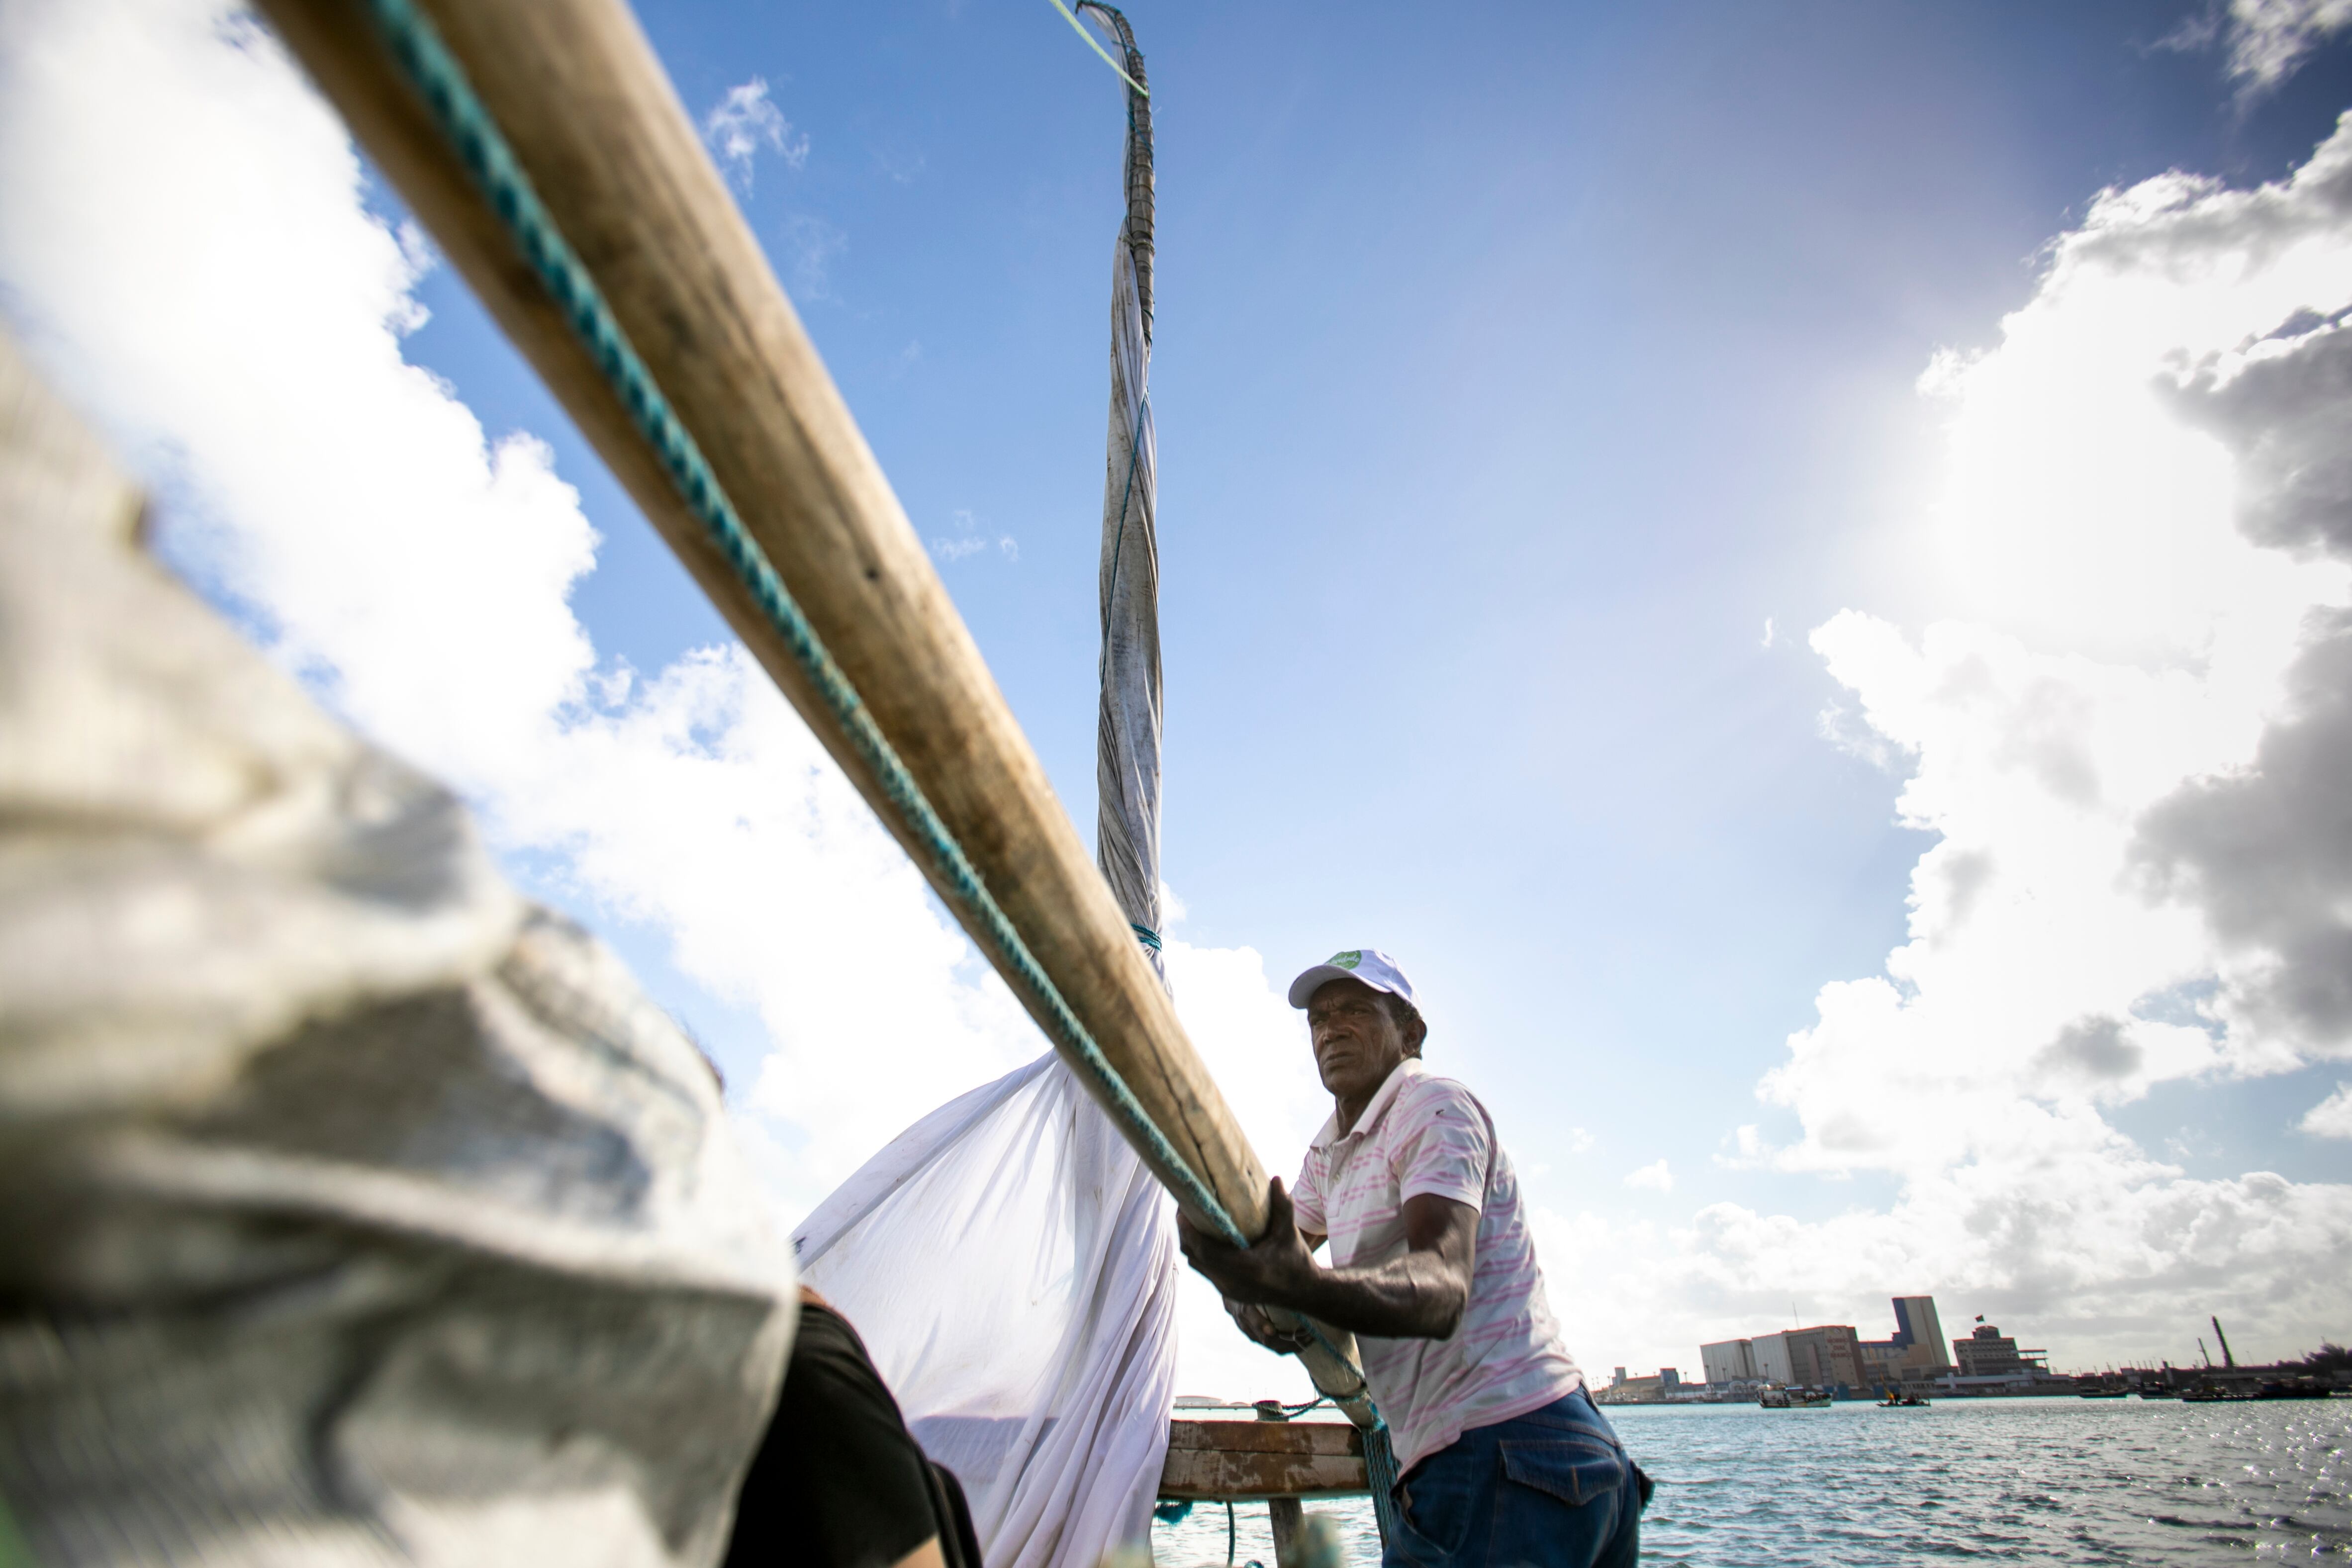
[
  {"xmin": 2222, "ymin": 0, "xmax": 2352, "ymax": 89},
  {"xmin": 701, "ymin": 78, "xmax": 807, "ymax": 189},
  {"xmin": 929, "ymin": 506, "xmax": 1018, "ymax": 565},
  {"xmin": 1162, "ymin": 936, "xmax": 1331, "ymax": 1402},
  {"xmin": 1498, "ymin": 116, "xmax": 2352, "ymax": 1380},
  {"xmin": 1591, "ymin": 113, "xmax": 2352, "ymax": 1376},
  {"xmin": 780, "ymin": 210, "xmax": 847, "ymax": 302},
  {"xmin": 2303, "ymin": 1082, "xmax": 2352, "ymax": 1137},
  {"xmin": 1623, "ymin": 1159, "xmax": 1673, "ymax": 1193}
]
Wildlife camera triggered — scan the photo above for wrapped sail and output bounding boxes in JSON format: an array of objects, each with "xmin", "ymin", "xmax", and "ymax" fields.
[{"xmin": 782, "ymin": 10, "xmax": 1181, "ymax": 1568}]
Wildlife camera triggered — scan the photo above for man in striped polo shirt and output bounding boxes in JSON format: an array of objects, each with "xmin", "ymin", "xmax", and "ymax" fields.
[{"xmin": 1177, "ymin": 948, "xmax": 1644, "ymax": 1568}]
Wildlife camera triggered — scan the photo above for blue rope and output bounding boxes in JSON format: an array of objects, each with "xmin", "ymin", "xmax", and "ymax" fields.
[
  {"xmin": 1300, "ymin": 1319, "xmax": 1405, "ymax": 1543},
  {"xmin": 352, "ymin": 0, "xmax": 1251, "ymax": 1253},
  {"xmin": 1129, "ymin": 922, "xmax": 1162, "ymax": 952},
  {"xmin": 1362, "ymin": 1420, "xmax": 1404, "ymax": 1543},
  {"xmin": 355, "ymin": 3, "xmax": 1400, "ymax": 1543}
]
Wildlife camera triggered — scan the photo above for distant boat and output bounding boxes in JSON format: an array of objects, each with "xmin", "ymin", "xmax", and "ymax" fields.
[
  {"xmin": 1760, "ymin": 1389, "xmax": 1832, "ymax": 1409},
  {"xmin": 2136, "ymin": 1390, "xmax": 2178, "ymax": 1399},
  {"xmin": 1877, "ymin": 1394, "xmax": 1930, "ymax": 1407},
  {"xmin": 2077, "ymin": 1390, "xmax": 2128, "ymax": 1399},
  {"xmin": 2180, "ymin": 1389, "xmax": 2251, "ymax": 1403},
  {"xmin": 2255, "ymin": 1381, "xmax": 2331, "ymax": 1400}
]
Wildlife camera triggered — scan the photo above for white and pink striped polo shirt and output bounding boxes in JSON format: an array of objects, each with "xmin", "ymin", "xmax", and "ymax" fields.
[{"xmin": 1290, "ymin": 1057, "xmax": 1583, "ymax": 1472}]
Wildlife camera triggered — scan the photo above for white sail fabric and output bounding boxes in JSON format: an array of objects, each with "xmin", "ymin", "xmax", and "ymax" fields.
[{"xmin": 793, "ymin": 1056, "xmax": 1176, "ymax": 1568}]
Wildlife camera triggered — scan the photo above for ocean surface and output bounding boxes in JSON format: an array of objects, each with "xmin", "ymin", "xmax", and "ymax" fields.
[{"xmin": 1149, "ymin": 1396, "xmax": 2352, "ymax": 1567}]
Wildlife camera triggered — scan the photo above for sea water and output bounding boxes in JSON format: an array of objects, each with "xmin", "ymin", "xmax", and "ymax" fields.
[{"xmin": 1148, "ymin": 1396, "xmax": 2352, "ymax": 1566}]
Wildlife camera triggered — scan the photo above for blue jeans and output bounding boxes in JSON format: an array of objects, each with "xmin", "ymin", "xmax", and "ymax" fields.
[{"xmin": 1386, "ymin": 1390, "xmax": 1642, "ymax": 1568}]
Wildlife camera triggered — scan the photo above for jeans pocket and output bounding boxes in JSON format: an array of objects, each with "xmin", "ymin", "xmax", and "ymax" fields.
[
  {"xmin": 1496, "ymin": 1437, "xmax": 1625, "ymax": 1509},
  {"xmin": 1397, "ymin": 1464, "xmax": 1481, "ymax": 1560}
]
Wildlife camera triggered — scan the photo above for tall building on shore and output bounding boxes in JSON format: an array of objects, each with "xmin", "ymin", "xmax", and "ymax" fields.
[
  {"xmin": 1702, "ymin": 1296, "xmax": 1953, "ymax": 1391},
  {"xmin": 1752, "ymin": 1324, "xmax": 1864, "ymax": 1390},
  {"xmin": 1701, "ymin": 1338, "xmax": 1757, "ymax": 1384},
  {"xmin": 1953, "ymin": 1320, "xmax": 2048, "ymax": 1379},
  {"xmin": 1860, "ymin": 1294, "xmax": 1953, "ymax": 1382}
]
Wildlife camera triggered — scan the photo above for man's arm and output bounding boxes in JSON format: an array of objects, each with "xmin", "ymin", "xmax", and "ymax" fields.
[{"xmin": 1183, "ymin": 1179, "xmax": 1476, "ymax": 1342}]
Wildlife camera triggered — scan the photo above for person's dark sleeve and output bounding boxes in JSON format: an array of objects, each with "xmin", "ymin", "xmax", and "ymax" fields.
[
  {"xmin": 925, "ymin": 1455, "xmax": 984, "ymax": 1568},
  {"xmin": 724, "ymin": 1302, "xmax": 946, "ymax": 1568}
]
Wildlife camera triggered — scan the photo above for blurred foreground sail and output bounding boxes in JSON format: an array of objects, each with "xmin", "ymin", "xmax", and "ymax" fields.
[{"xmin": 0, "ymin": 327, "xmax": 797, "ymax": 1566}]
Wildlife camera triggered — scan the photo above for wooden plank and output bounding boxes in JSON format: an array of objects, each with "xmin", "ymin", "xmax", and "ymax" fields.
[
  {"xmin": 1268, "ymin": 1496, "xmax": 1305, "ymax": 1563},
  {"xmin": 250, "ymin": 0, "xmax": 1379, "ymax": 1424},
  {"xmin": 1159, "ymin": 1421, "xmax": 1369, "ymax": 1501}
]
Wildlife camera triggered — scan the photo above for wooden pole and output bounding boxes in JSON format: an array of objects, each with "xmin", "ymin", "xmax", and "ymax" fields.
[{"xmin": 252, "ymin": 0, "xmax": 1381, "ymax": 1418}]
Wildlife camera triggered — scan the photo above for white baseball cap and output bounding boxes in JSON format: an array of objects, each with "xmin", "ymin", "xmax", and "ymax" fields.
[{"xmin": 1287, "ymin": 948, "xmax": 1418, "ymax": 1010}]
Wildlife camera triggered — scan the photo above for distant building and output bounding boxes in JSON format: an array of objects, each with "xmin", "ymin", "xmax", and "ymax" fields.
[
  {"xmin": 1954, "ymin": 1321, "xmax": 2048, "ymax": 1380},
  {"xmin": 1701, "ymin": 1338, "xmax": 1757, "ymax": 1384},
  {"xmin": 1859, "ymin": 1295, "xmax": 1953, "ymax": 1383},
  {"xmin": 1752, "ymin": 1325, "xmax": 1864, "ymax": 1391},
  {"xmin": 1698, "ymin": 1296, "xmax": 1951, "ymax": 1395},
  {"xmin": 1594, "ymin": 1373, "xmax": 1664, "ymax": 1405},
  {"xmin": 1660, "ymin": 1368, "xmax": 1681, "ymax": 1390},
  {"xmin": 1610, "ymin": 1366, "xmax": 1627, "ymax": 1387}
]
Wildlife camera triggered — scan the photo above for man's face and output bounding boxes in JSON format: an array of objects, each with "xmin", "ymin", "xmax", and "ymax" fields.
[{"xmin": 1307, "ymin": 977, "xmax": 1409, "ymax": 1103}]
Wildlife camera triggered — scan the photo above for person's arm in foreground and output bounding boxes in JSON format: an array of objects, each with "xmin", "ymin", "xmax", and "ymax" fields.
[{"xmin": 1179, "ymin": 1178, "xmax": 1477, "ymax": 1343}]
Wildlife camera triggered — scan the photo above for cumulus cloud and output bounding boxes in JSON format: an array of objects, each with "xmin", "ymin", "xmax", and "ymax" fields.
[
  {"xmin": 1532, "ymin": 119, "xmax": 2352, "ymax": 1376},
  {"xmin": 2137, "ymin": 609, "xmax": 2352, "ymax": 1049},
  {"xmin": 2303, "ymin": 1081, "xmax": 2352, "ymax": 1136},
  {"xmin": 2137, "ymin": 295, "xmax": 2352, "ymax": 1051},
  {"xmin": 1662, "ymin": 117, "xmax": 2352, "ymax": 1371},
  {"xmin": 1623, "ymin": 1160, "xmax": 1674, "ymax": 1193},
  {"xmin": 701, "ymin": 77, "xmax": 808, "ymax": 189},
  {"xmin": 2221, "ymin": 0, "xmax": 2352, "ymax": 89}
]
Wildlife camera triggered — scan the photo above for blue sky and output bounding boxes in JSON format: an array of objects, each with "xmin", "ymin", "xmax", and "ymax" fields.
[
  {"xmin": 404, "ymin": 4, "xmax": 2352, "ymax": 1201},
  {"xmin": 4, "ymin": 0, "xmax": 2351, "ymax": 1385}
]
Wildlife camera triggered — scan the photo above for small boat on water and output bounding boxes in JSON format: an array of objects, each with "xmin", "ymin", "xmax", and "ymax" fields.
[
  {"xmin": 2077, "ymin": 1390, "xmax": 2128, "ymax": 1399},
  {"xmin": 1877, "ymin": 1394, "xmax": 1929, "ymax": 1408},
  {"xmin": 1760, "ymin": 1388, "xmax": 1833, "ymax": 1409}
]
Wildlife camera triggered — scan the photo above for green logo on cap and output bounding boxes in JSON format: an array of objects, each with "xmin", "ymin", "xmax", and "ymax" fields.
[{"xmin": 1329, "ymin": 950, "xmax": 1363, "ymax": 970}]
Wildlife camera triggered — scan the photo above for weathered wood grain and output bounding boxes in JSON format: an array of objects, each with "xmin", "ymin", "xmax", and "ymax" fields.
[{"xmin": 1159, "ymin": 1421, "xmax": 1370, "ymax": 1501}]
